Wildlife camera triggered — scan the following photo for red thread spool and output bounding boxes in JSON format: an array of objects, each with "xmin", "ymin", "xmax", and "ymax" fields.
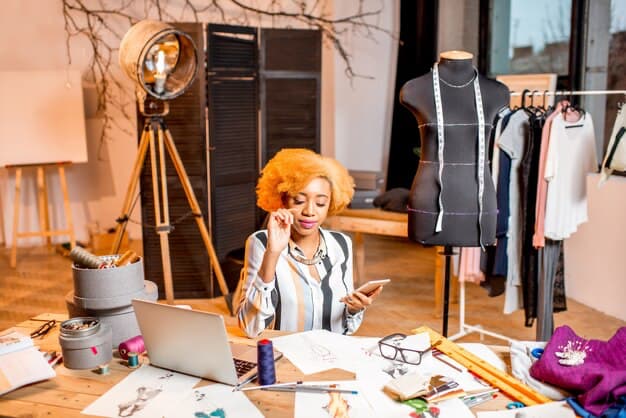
[{"xmin": 118, "ymin": 335, "xmax": 145, "ymax": 360}]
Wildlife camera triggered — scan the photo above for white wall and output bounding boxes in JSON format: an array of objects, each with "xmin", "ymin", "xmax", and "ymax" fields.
[
  {"xmin": 0, "ymin": 0, "xmax": 399, "ymax": 247},
  {"xmin": 332, "ymin": 1, "xmax": 399, "ymax": 173},
  {"xmin": 564, "ymin": 174, "xmax": 626, "ymax": 321}
]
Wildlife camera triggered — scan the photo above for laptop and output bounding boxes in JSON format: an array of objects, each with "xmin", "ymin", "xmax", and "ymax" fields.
[{"xmin": 132, "ymin": 299, "xmax": 281, "ymax": 386}]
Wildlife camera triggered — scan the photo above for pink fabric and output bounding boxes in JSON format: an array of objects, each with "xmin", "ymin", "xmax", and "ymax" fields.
[
  {"xmin": 530, "ymin": 325, "xmax": 626, "ymax": 416},
  {"xmin": 533, "ymin": 102, "xmax": 564, "ymax": 248},
  {"xmin": 458, "ymin": 247, "xmax": 484, "ymax": 283}
]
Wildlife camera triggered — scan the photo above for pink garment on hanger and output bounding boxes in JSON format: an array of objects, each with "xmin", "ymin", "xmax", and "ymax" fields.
[
  {"xmin": 458, "ymin": 247, "xmax": 484, "ymax": 283},
  {"xmin": 533, "ymin": 101, "xmax": 565, "ymax": 248}
]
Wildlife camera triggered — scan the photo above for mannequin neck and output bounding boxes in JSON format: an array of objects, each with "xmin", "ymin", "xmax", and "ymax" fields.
[{"xmin": 437, "ymin": 57, "xmax": 476, "ymax": 86}]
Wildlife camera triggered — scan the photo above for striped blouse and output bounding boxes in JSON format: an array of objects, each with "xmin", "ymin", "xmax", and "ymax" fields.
[{"xmin": 236, "ymin": 228, "xmax": 364, "ymax": 337}]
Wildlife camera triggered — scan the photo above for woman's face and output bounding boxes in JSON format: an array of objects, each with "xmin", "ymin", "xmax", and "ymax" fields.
[{"xmin": 286, "ymin": 177, "xmax": 332, "ymax": 238}]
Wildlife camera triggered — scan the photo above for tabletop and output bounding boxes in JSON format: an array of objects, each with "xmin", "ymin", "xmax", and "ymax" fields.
[{"xmin": 0, "ymin": 313, "xmax": 518, "ymax": 418}]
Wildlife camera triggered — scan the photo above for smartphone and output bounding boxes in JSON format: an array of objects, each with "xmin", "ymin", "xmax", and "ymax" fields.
[{"xmin": 355, "ymin": 279, "xmax": 390, "ymax": 296}]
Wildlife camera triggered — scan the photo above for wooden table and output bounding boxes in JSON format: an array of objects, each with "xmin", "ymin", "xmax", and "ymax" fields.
[
  {"xmin": 1, "ymin": 314, "xmax": 518, "ymax": 417},
  {"xmin": 325, "ymin": 208, "xmax": 458, "ymax": 316}
]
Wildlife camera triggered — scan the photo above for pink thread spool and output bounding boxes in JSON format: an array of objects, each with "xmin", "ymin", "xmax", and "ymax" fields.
[{"xmin": 118, "ymin": 335, "xmax": 145, "ymax": 360}]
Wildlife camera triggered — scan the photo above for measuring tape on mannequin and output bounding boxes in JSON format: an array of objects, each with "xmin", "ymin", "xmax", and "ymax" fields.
[{"xmin": 432, "ymin": 63, "xmax": 487, "ymax": 248}]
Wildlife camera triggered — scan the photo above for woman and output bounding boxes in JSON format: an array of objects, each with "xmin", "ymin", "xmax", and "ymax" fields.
[{"xmin": 236, "ymin": 148, "xmax": 383, "ymax": 337}]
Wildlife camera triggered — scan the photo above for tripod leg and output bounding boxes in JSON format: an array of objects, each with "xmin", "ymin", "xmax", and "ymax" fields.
[
  {"xmin": 162, "ymin": 128, "xmax": 232, "ymax": 311},
  {"xmin": 153, "ymin": 125, "xmax": 175, "ymax": 304},
  {"xmin": 111, "ymin": 125, "xmax": 151, "ymax": 254}
]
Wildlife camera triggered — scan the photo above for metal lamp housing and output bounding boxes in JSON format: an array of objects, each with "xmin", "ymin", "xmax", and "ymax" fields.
[{"xmin": 119, "ymin": 20, "xmax": 198, "ymax": 100}]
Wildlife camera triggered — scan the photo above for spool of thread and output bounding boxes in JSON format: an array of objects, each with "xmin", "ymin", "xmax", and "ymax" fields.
[
  {"xmin": 127, "ymin": 352, "xmax": 140, "ymax": 368},
  {"xmin": 114, "ymin": 250, "xmax": 139, "ymax": 267},
  {"xmin": 118, "ymin": 335, "xmax": 145, "ymax": 360},
  {"xmin": 97, "ymin": 364, "xmax": 110, "ymax": 375},
  {"xmin": 256, "ymin": 339, "xmax": 276, "ymax": 386},
  {"xmin": 70, "ymin": 247, "xmax": 106, "ymax": 269}
]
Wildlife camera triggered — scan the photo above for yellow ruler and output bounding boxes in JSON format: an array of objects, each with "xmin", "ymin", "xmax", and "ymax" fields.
[{"xmin": 413, "ymin": 326, "xmax": 551, "ymax": 406}]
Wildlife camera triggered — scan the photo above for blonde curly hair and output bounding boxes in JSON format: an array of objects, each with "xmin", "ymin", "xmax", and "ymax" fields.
[{"xmin": 256, "ymin": 148, "xmax": 354, "ymax": 216}]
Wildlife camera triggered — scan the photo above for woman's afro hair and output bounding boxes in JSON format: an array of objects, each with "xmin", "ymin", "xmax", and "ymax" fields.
[{"xmin": 256, "ymin": 148, "xmax": 354, "ymax": 216}]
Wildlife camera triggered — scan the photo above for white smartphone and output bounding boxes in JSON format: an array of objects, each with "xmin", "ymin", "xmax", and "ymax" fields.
[{"xmin": 354, "ymin": 279, "xmax": 390, "ymax": 296}]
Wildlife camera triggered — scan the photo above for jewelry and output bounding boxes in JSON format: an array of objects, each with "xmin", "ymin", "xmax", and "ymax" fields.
[
  {"xmin": 288, "ymin": 235, "xmax": 327, "ymax": 265},
  {"xmin": 555, "ymin": 339, "xmax": 592, "ymax": 366},
  {"xmin": 438, "ymin": 69, "xmax": 478, "ymax": 88}
]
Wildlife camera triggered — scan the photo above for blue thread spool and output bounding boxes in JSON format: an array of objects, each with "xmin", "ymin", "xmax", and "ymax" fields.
[
  {"xmin": 127, "ymin": 351, "xmax": 140, "ymax": 368},
  {"xmin": 506, "ymin": 401, "xmax": 525, "ymax": 409},
  {"xmin": 531, "ymin": 348, "xmax": 544, "ymax": 359},
  {"xmin": 257, "ymin": 339, "xmax": 276, "ymax": 386}
]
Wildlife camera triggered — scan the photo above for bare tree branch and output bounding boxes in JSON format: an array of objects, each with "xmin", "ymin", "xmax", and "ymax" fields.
[{"xmin": 61, "ymin": 0, "xmax": 393, "ymax": 153}]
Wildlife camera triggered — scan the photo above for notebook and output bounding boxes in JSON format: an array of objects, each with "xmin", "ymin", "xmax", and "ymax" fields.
[{"xmin": 132, "ymin": 299, "xmax": 280, "ymax": 386}]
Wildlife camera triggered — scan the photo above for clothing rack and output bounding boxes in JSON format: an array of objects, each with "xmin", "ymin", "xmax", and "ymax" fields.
[
  {"xmin": 448, "ymin": 88, "xmax": 624, "ymax": 345},
  {"xmin": 510, "ymin": 89, "xmax": 626, "ymax": 97}
]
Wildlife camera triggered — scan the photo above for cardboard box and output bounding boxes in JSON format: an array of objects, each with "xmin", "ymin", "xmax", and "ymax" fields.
[
  {"xmin": 90, "ymin": 231, "xmax": 129, "ymax": 255},
  {"xmin": 349, "ymin": 170, "xmax": 385, "ymax": 191}
]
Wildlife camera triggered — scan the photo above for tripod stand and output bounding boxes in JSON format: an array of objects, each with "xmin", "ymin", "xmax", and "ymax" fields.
[{"xmin": 111, "ymin": 102, "xmax": 230, "ymax": 308}]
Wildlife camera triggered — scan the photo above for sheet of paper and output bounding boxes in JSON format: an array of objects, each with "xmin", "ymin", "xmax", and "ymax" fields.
[
  {"xmin": 168, "ymin": 383, "xmax": 263, "ymax": 418},
  {"xmin": 82, "ymin": 365, "xmax": 200, "ymax": 418},
  {"xmin": 0, "ymin": 347, "xmax": 55, "ymax": 395},
  {"xmin": 0, "ymin": 331, "xmax": 33, "ymax": 355},
  {"xmin": 272, "ymin": 330, "xmax": 376, "ymax": 374},
  {"xmin": 477, "ymin": 401, "xmax": 575, "ymax": 418},
  {"xmin": 293, "ymin": 380, "xmax": 378, "ymax": 418}
]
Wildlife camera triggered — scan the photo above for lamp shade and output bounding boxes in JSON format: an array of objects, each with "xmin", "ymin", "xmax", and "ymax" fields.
[{"xmin": 119, "ymin": 20, "xmax": 197, "ymax": 100}]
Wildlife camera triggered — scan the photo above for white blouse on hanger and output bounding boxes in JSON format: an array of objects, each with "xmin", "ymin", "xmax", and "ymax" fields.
[{"xmin": 544, "ymin": 112, "xmax": 597, "ymax": 240}]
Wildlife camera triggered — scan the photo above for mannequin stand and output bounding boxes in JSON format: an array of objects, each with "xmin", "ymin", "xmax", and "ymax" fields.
[
  {"xmin": 440, "ymin": 246, "xmax": 455, "ymax": 337},
  {"xmin": 111, "ymin": 105, "xmax": 231, "ymax": 309}
]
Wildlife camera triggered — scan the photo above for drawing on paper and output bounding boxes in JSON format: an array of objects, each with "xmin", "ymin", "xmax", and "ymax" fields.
[
  {"xmin": 323, "ymin": 392, "xmax": 350, "ymax": 418},
  {"xmin": 117, "ymin": 386, "xmax": 162, "ymax": 417},
  {"xmin": 194, "ymin": 408, "xmax": 226, "ymax": 418},
  {"xmin": 303, "ymin": 335, "xmax": 337, "ymax": 363}
]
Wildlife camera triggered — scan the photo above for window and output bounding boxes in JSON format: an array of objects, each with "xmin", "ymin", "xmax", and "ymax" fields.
[{"xmin": 485, "ymin": 0, "xmax": 573, "ymax": 77}]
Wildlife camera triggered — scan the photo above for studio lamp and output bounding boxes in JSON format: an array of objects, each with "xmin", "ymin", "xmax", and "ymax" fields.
[
  {"xmin": 118, "ymin": 20, "xmax": 197, "ymax": 102},
  {"xmin": 112, "ymin": 20, "xmax": 230, "ymax": 308}
]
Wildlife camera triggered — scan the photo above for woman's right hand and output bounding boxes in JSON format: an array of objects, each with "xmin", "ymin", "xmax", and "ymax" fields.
[{"xmin": 266, "ymin": 208, "xmax": 294, "ymax": 254}]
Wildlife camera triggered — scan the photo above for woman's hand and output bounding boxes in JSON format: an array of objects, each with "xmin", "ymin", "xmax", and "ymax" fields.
[
  {"xmin": 266, "ymin": 208, "xmax": 294, "ymax": 254},
  {"xmin": 341, "ymin": 286, "xmax": 383, "ymax": 315}
]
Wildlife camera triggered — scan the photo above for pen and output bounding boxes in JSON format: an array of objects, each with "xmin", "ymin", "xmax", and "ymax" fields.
[
  {"xmin": 260, "ymin": 385, "xmax": 358, "ymax": 395},
  {"xmin": 236, "ymin": 380, "xmax": 304, "ymax": 392}
]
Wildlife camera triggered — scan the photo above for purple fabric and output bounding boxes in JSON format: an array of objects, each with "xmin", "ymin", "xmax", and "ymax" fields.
[{"xmin": 530, "ymin": 325, "xmax": 626, "ymax": 416}]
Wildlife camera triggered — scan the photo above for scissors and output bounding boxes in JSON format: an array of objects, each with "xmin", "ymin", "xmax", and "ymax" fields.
[{"xmin": 506, "ymin": 401, "xmax": 525, "ymax": 409}]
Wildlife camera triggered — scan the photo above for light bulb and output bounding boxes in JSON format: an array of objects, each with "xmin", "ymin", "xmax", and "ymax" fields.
[{"xmin": 154, "ymin": 49, "xmax": 167, "ymax": 94}]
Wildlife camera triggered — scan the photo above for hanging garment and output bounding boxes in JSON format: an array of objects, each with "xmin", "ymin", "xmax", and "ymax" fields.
[
  {"xmin": 458, "ymin": 247, "xmax": 484, "ymax": 283},
  {"xmin": 520, "ymin": 114, "xmax": 544, "ymax": 326},
  {"xmin": 497, "ymin": 109, "xmax": 530, "ymax": 314},
  {"xmin": 533, "ymin": 102, "xmax": 566, "ymax": 248},
  {"xmin": 600, "ymin": 106, "xmax": 626, "ymax": 184},
  {"xmin": 544, "ymin": 112, "xmax": 597, "ymax": 240}
]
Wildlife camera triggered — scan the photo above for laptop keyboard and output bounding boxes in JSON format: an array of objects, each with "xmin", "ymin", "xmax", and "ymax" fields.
[{"xmin": 234, "ymin": 358, "xmax": 256, "ymax": 377}]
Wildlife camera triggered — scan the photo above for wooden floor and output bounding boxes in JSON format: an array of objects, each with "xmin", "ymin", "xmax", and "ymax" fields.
[{"xmin": 1, "ymin": 235, "xmax": 624, "ymax": 344}]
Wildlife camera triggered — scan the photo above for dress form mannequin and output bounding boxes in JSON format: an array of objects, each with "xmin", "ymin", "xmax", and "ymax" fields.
[{"xmin": 400, "ymin": 50, "xmax": 509, "ymax": 247}]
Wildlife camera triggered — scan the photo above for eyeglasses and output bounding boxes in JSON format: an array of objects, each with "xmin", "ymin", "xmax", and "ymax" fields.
[
  {"xmin": 378, "ymin": 333, "xmax": 431, "ymax": 365},
  {"xmin": 30, "ymin": 319, "xmax": 56, "ymax": 339}
]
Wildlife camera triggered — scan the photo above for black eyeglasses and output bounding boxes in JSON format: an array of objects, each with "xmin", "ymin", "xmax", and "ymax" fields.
[
  {"xmin": 30, "ymin": 319, "xmax": 56, "ymax": 339},
  {"xmin": 378, "ymin": 333, "xmax": 431, "ymax": 365}
]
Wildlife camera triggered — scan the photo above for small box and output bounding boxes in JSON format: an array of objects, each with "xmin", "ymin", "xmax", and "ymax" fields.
[
  {"xmin": 349, "ymin": 170, "xmax": 385, "ymax": 191},
  {"xmin": 349, "ymin": 190, "xmax": 380, "ymax": 209}
]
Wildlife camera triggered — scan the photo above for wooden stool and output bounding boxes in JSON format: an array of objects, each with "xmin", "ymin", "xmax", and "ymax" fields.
[{"xmin": 8, "ymin": 162, "xmax": 75, "ymax": 267}]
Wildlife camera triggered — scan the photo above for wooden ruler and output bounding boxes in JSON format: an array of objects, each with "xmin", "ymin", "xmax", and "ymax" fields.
[{"xmin": 413, "ymin": 326, "xmax": 551, "ymax": 406}]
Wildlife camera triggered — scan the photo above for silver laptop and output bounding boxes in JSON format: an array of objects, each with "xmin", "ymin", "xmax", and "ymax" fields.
[{"xmin": 132, "ymin": 299, "xmax": 280, "ymax": 386}]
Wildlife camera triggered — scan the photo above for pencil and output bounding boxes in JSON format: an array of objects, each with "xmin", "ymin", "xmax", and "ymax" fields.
[
  {"xmin": 236, "ymin": 381, "xmax": 304, "ymax": 392},
  {"xmin": 261, "ymin": 386, "xmax": 358, "ymax": 395}
]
